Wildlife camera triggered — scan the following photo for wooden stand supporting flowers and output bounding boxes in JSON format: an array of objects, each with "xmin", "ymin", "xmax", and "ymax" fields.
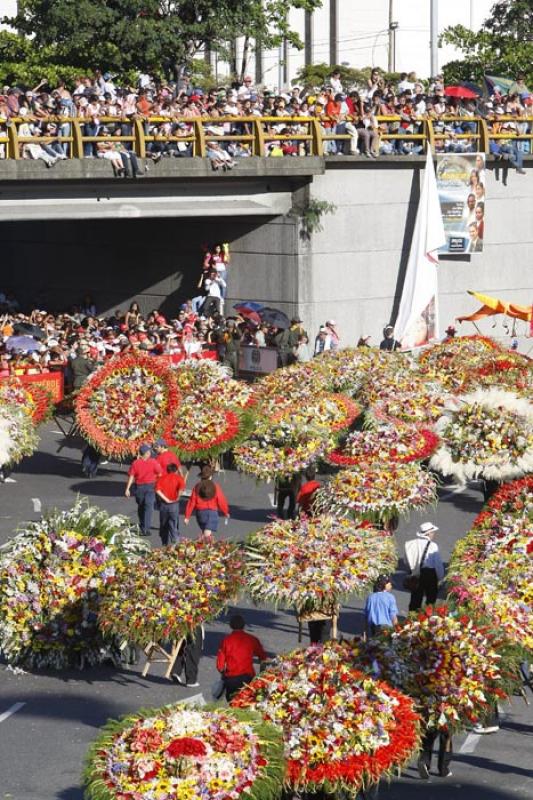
[
  {"xmin": 83, "ymin": 704, "xmax": 285, "ymax": 800},
  {"xmin": 245, "ymin": 516, "xmax": 397, "ymax": 642},
  {"xmin": 232, "ymin": 642, "xmax": 421, "ymax": 795},
  {"xmin": 98, "ymin": 540, "xmax": 244, "ymax": 679}
]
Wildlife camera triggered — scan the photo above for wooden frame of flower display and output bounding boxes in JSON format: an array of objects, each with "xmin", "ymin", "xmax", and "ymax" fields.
[
  {"xmin": 98, "ymin": 540, "xmax": 244, "ymax": 679},
  {"xmin": 245, "ymin": 516, "xmax": 397, "ymax": 641},
  {"xmin": 83, "ymin": 704, "xmax": 285, "ymax": 800},
  {"xmin": 75, "ymin": 352, "xmax": 181, "ymax": 459},
  {"xmin": 351, "ymin": 605, "xmax": 519, "ymax": 733},
  {"xmin": 232, "ymin": 642, "xmax": 421, "ymax": 794},
  {"xmin": 0, "ymin": 501, "xmax": 149, "ymax": 670},
  {"xmin": 430, "ymin": 388, "xmax": 533, "ymax": 483}
]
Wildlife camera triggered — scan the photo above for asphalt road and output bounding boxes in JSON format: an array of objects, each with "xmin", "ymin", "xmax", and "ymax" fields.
[{"xmin": 0, "ymin": 421, "xmax": 531, "ymax": 800}]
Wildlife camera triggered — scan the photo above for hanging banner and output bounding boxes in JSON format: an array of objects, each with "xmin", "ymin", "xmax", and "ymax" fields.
[{"xmin": 436, "ymin": 153, "xmax": 486, "ymax": 254}]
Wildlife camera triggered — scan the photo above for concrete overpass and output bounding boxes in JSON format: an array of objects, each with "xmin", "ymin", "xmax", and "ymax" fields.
[{"xmin": 1, "ymin": 156, "xmax": 531, "ymax": 346}]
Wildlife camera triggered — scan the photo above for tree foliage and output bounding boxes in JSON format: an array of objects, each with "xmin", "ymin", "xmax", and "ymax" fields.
[
  {"xmin": 292, "ymin": 62, "xmax": 401, "ymax": 91},
  {"xmin": 441, "ymin": 0, "xmax": 533, "ymax": 87},
  {"xmin": 2, "ymin": 0, "xmax": 322, "ymax": 81}
]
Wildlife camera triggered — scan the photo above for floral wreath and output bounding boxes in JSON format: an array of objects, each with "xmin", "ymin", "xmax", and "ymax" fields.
[
  {"xmin": 232, "ymin": 642, "xmax": 421, "ymax": 793},
  {"xmin": 245, "ymin": 516, "xmax": 397, "ymax": 616},
  {"xmin": 430, "ymin": 388, "xmax": 533, "ymax": 482},
  {"xmin": 163, "ymin": 401, "xmax": 254, "ymax": 461},
  {"xmin": 0, "ymin": 402, "xmax": 40, "ymax": 468},
  {"xmin": 326, "ymin": 424, "xmax": 439, "ymax": 467},
  {"xmin": 418, "ymin": 335, "xmax": 501, "ymax": 390},
  {"xmin": 98, "ymin": 539, "xmax": 244, "ymax": 647},
  {"xmin": 0, "ymin": 378, "xmax": 53, "ymax": 424},
  {"xmin": 83, "ymin": 704, "xmax": 284, "ymax": 800},
  {"xmin": 234, "ymin": 436, "xmax": 330, "ymax": 481},
  {"xmin": 174, "ymin": 359, "xmax": 256, "ymax": 409},
  {"xmin": 75, "ymin": 352, "xmax": 181, "ymax": 458},
  {"xmin": 0, "ymin": 501, "xmax": 148, "ymax": 669}
]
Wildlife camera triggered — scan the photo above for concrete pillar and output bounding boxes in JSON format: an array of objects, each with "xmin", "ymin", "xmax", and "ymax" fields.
[{"xmin": 305, "ymin": 10, "xmax": 313, "ymax": 66}]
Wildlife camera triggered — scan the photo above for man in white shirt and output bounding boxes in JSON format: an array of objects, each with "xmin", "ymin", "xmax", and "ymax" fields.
[{"xmin": 404, "ymin": 522, "xmax": 444, "ymax": 611}]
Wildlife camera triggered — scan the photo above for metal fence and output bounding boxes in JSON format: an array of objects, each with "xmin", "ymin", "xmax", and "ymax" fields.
[{"xmin": 0, "ymin": 114, "xmax": 532, "ymax": 160}]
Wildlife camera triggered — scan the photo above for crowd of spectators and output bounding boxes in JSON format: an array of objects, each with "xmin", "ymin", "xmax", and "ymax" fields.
[{"xmin": 1, "ymin": 67, "xmax": 531, "ymax": 166}]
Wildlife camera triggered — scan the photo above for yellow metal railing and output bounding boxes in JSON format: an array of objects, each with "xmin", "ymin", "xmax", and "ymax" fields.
[{"xmin": 0, "ymin": 114, "xmax": 531, "ymax": 160}]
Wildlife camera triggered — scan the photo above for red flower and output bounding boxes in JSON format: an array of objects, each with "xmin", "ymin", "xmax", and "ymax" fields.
[{"xmin": 165, "ymin": 737, "xmax": 207, "ymax": 758}]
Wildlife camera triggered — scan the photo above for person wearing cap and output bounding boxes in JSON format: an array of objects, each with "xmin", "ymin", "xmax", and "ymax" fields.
[
  {"xmin": 155, "ymin": 463, "xmax": 185, "ymax": 545},
  {"xmin": 404, "ymin": 522, "xmax": 444, "ymax": 611},
  {"xmin": 364, "ymin": 574, "xmax": 398, "ymax": 637},
  {"xmin": 153, "ymin": 437, "xmax": 182, "ymax": 475},
  {"xmin": 325, "ymin": 320, "xmax": 340, "ymax": 350},
  {"xmin": 379, "ymin": 325, "xmax": 401, "ymax": 352},
  {"xmin": 125, "ymin": 444, "xmax": 163, "ymax": 536},
  {"xmin": 216, "ymin": 614, "xmax": 268, "ymax": 701}
]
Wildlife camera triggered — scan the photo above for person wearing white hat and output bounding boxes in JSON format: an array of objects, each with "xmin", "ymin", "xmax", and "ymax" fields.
[
  {"xmin": 325, "ymin": 320, "xmax": 340, "ymax": 350},
  {"xmin": 404, "ymin": 521, "xmax": 444, "ymax": 611}
]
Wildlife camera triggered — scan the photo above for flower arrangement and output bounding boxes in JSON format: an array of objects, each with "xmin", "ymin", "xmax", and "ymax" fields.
[
  {"xmin": 371, "ymin": 388, "xmax": 452, "ymax": 427},
  {"xmin": 0, "ymin": 501, "xmax": 149, "ymax": 669},
  {"xmin": 326, "ymin": 424, "xmax": 439, "ymax": 467},
  {"xmin": 357, "ymin": 359, "xmax": 426, "ymax": 408},
  {"xmin": 0, "ymin": 378, "xmax": 53, "ymax": 424},
  {"xmin": 418, "ymin": 335, "xmax": 501, "ymax": 390},
  {"xmin": 232, "ymin": 642, "xmax": 421, "ymax": 794},
  {"xmin": 245, "ymin": 516, "xmax": 397, "ymax": 616},
  {"xmin": 309, "ymin": 348, "xmax": 389, "ymax": 396},
  {"xmin": 234, "ymin": 436, "xmax": 329, "ymax": 481},
  {"xmin": 0, "ymin": 403, "xmax": 40, "ymax": 467},
  {"xmin": 459, "ymin": 353, "xmax": 532, "ymax": 396},
  {"xmin": 84, "ymin": 704, "xmax": 284, "ymax": 800},
  {"xmin": 98, "ymin": 539, "xmax": 244, "ymax": 647},
  {"xmin": 430, "ymin": 389, "xmax": 533, "ymax": 482},
  {"xmin": 313, "ymin": 462, "xmax": 437, "ymax": 525},
  {"xmin": 163, "ymin": 400, "xmax": 254, "ymax": 461},
  {"xmin": 352, "ymin": 605, "xmax": 515, "ymax": 732},
  {"xmin": 75, "ymin": 353, "xmax": 181, "ymax": 459},
  {"xmin": 174, "ymin": 359, "xmax": 255, "ymax": 409}
]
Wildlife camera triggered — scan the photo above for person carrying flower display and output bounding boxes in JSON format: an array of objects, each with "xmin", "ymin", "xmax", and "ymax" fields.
[
  {"xmin": 216, "ymin": 614, "xmax": 268, "ymax": 701},
  {"xmin": 404, "ymin": 522, "xmax": 444, "ymax": 611},
  {"xmin": 125, "ymin": 443, "xmax": 163, "ymax": 536},
  {"xmin": 171, "ymin": 625, "xmax": 203, "ymax": 688},
  {"xmin": 418, "ymin": 727, "xmax": 453, "ymax": 780},
  {"xmin": 296, "ymin": 466, "xmax": 321, "ymax": 516},
  {"xmin": 184, "ymin": 465, "xmax": 230, "ymax": 537},
  {"xmin": 153, "ymin": 437, "xmax": 183, "ymax": 476},
  {"xmin": 364, "ymin": 574, "xmax": 399, "ymax": 637},
  {"xmin": 155, "ymin": 463, "xmax": 186, "ymax": 545}
]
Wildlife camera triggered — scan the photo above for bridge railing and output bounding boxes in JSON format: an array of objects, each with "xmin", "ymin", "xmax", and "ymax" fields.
[{"xmin": 0, "ymin": 114, "xmax": 532, "ymax": 160}]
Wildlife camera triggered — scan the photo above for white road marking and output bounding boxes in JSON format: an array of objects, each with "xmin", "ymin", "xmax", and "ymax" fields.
[
  {"xmin": 50, "ymin": 430, "xmax": 64, "ymax": 435},
  {"xmin": 31, "ymin": 498, "xmax": 42, "ymax": 513},
  {"xmin": 0, "ymin": 702, "xmax": 26, "ymax": 723},
  {"xmin": 180, "ymin": 693, "xmax": 205, "ymax": 706},
  {"xmin": 439, "ymin": 483, "xmax": 467, "ymax": 499},
  {"xmin": 459, "ymin": 733, "xmax": 481, "ymax": 753}
]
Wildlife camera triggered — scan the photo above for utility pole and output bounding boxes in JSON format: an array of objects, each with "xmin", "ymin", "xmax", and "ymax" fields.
[
  {"xmin": 304, "ymin": 10, "xmax": 313, "ymax": 66},
  {"xmin": 469, "ymin": 0, "xmax": 475, "ymax": 30},
  {"xmin": 430, "ymin": 0, "xmax": 438, "ymax": 78},
  {"xmin": 330, "ymin": 0, "xmax": 338, "ymax": 67},
  {"xmin": 388, "ymin": 0, "xmax": 398, "ymax": 73}
]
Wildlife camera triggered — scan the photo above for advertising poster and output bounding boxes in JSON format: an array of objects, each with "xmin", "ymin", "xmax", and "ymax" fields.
[{"xmin": 436, "ymin": 153, "xmax": 486, "ymax": 254}]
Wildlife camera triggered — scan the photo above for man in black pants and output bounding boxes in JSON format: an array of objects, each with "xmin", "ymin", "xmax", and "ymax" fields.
[
  {"xmin": 418, "ymin": 726, "xmax": 453, "ymax": 779},
  {"xmin": 404, "ymin": 522, "xmax": 444, "ymax": 611},
  {"xmin": 171, "ymin": 627, "xmax": 203, "ymax": 688}
]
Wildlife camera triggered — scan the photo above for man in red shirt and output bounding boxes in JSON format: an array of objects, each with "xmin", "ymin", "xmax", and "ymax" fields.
[
  {"xmin": 155, "ymin": 463, "xmax": 185, "ymax": 545},
  {"xmin": 297, "ymin": 467, "xmax": 321, "ymax": 516},
  {"xmin": 125, "ymin": 444, "xmax": 162, "ymax": 536},
  {"xmin": 216, "ymin": 614, "xmax": 268, "ymax": 700},
  {"xmin": 154, "ymin": 438, "xmax": 183, "ymax": 475}
]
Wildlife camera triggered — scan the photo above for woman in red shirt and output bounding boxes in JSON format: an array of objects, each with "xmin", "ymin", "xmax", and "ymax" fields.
[{"xmin": 184, "ymin": 465, "xmax": 229, "ymax": 537}]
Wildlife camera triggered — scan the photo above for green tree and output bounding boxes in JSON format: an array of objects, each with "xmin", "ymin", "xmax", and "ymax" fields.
[
  {"xmin": 292, "ymin": 62, "xmax": 401, "ymax": 91},
  {"xmin": 3, "ymin": 0, "xmax": 322, "ymax": 81},
  {"xmin": 441, "ymin": 0, "xmax": 533, "ymax": 87}
]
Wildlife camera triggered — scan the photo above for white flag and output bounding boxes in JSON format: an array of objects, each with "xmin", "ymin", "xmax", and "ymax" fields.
[{"xmin": 395, "ymin": 150, "xmax": 446, "ymax": 348}]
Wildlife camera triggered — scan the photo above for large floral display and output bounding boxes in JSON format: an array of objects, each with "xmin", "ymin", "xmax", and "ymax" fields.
[
  {"xmin": 0, "ymin": 502, "xmax": 149, "ymax": 669},
  {"xmin": 327, "ymin": 424, "xmax": 439, "ymax": 467},
  {"xmin": 430, "ymin": 388, "xmax": 533, "ymax": 482},
  {"xmin": 164, "ymin": 400, "xmax": 253, "ymax": 461},
  {"xmin": 418, "ymin": 335, "xmax": 501, "ymax": 390},
  {"xmin": 84, "ymin": 704, "xmax": 284, "ymax": 800},
  {"xmin": 245, "ymin": 516, "xmax": 397, "ymax": 616},
  {"xmin": 352, "ymin": 605, "xmax": 516, "ymax": 732},
  {"xmin": 0, "ymin": 403, "xmax": 40, "ymax": 468},
  {"xmin": 0, "ymin": 377, "xmax": 52, "ymax": 424},
  {"xmin": 98, "ymin": 539, "xmax": 244, "ymax": 647},
  {"xmin": 232, "ymin": 642, "xmax": 421, "ymax": 794},
  {"xmin": 313, "ymin": 462, "xmax": 437, "ymax": 525},
  {"xmin": 448, "ymin": 477, "xmax": 533, "ymax": 653},
  {"xmin": 75, "ymin": 353, "xmax": 181, "ymax": 458},
  {"xmin": 173, "ymin": 359, "xmax": 255, "ymax": 409}
]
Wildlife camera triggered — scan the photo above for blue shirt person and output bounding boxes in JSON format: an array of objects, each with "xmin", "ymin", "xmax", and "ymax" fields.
[{"xmin": 364, "ymin": 575, "xmax": 399, "ymax": 637}]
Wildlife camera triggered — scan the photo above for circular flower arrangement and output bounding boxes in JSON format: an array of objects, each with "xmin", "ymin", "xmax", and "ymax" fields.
[
  {"xmin": 245, "ymin": 516, "xmax": 397, "ymax": 616},
  {"xmin": 174, "ymin": 359, "xmax": 255, "ymax": 409},
  {"xmin": 357, "ymin": 358, "xmax": 424, "ymax": 408},
  {"xmin": 430, "ymin": 388, "xmax": 533, "ymax": 482},
  {"xmin": 234, "ymin": 436, "xmax": 329, "ymax": 481},
  {"xmin": 163, "ymin": 400, "xmax": 254, "ymax": 461},
  {"xmin": 232, "ymin": 642, "xmax": 421, "ymax": 794},
  {"xmin": 459, "ymin": 353, "xmax": 533, "ymax": 396},
  {"xmin": 371, "ymin": 387, "xmax": 452, "ymax": 427},
  {"xmin": 0, "ymin": 403, "xmax": 40, "ymax": 467},
  {"xmin": 326, "ymin": 424, "xmax": 439, "ymax": 467},
  {"xmin": 0, "ymin": 378, "xmax": 53, "ymax": 424},
  {"xmin": 310, "ymin": 348, "xmax": 389, "ymax": 396},
  {"xmin": 84, "ymin": 704, "xmax": 284, "ymax": 800},
  {"xmin": 353, "ymin": 605, "xmax": 515, "ymax": 732},
  {"xmin": 313, "ymin": 462, "xmax": 437, "ymax": 525},
  {"xmin": 418, "ymin": 335, "xmax": 501, "ymax": 390},
  {"xmin": 98, "ymin": 539, "xmax": 244, "ymax": 647},
  {"xmin": 259, "ymin": 393, "xmax": 360, "ymax": 436},
  {"xmin": 0, "ymin": 501, "xmax": 149, "ymax": 669},
  {"xmin": 75, "ymin": 353, "xmax": 181, "ymax": 458}
]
